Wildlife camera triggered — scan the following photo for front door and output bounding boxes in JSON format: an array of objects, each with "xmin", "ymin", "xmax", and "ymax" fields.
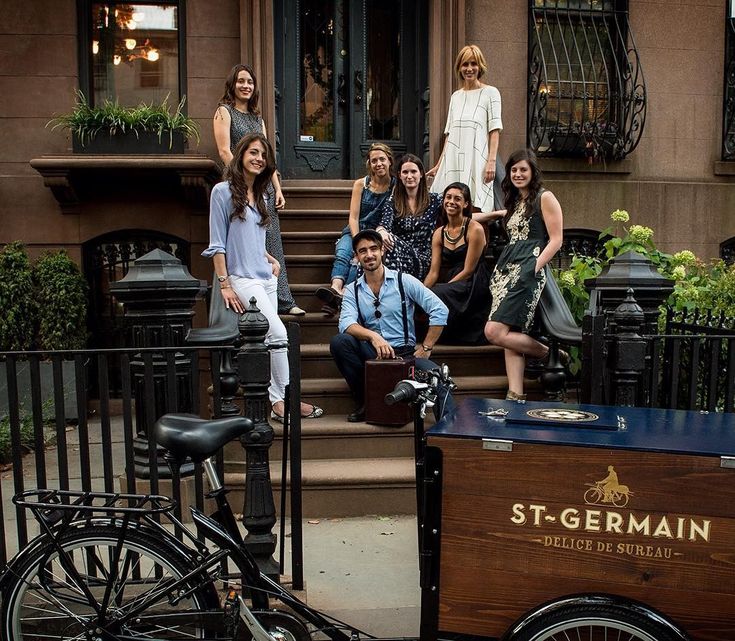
[{"xmin": 275, "ymin": 0, "xmax": 428, "ymax": 179}]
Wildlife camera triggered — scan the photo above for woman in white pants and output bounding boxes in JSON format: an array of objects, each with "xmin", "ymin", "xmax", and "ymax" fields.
[{"xmin": 203, "ymin": 132, "xmax": 323, "ymax": 422}]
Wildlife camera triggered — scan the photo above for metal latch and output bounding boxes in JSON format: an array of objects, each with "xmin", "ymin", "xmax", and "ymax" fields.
[
  {"xmin": 482, "ymin": 438, "xmax": 513, "ymax": 452},
  {"xmin": 721, "ymin": 456, "xmax": 735, "ymax": 469}
]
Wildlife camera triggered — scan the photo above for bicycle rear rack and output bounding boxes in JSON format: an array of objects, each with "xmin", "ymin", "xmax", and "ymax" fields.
[{"xmin": 14, "ymin": 489, "xmax": 177, "ymax": 527}]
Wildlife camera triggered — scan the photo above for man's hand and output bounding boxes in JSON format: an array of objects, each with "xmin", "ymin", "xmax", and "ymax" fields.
[
  {"xmin": 414, "ymin": 346, "xmax": 432, "ymax": 359},
  {"xmin": 370, "ymin": 334, "xmax": 395, "ymax": 360}
]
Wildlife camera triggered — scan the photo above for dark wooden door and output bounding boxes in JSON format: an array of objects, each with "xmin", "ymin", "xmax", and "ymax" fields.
[{"xmin": 275, "ymin": 0, "xmax": 427, "ymax": 179}]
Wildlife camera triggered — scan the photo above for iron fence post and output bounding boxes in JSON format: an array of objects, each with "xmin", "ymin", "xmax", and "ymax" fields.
[
  {"xmin": 237, "ymin": 296, "xmax": 279, "ymax": 579},
  {"xmin": 110, "ymin": 249, "xmax": 206, "ymax": 479},
  {"xmin": 612, "ymin": 289, "xmax": 647, "ymax": 407}
]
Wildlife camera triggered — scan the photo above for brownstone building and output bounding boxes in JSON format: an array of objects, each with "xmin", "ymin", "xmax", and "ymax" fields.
[{"xmin": 2, "ymin": 0, "xmax": 734, "ymax": 342}]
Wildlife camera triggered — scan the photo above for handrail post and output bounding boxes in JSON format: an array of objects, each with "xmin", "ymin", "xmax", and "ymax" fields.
[
  {"xmin": 237, "ymin": 297, "xmax": 279, "ymax": 579},
  {"xmin": 612, "ymin": 289, "xmax": 647, "ymax": 407}
]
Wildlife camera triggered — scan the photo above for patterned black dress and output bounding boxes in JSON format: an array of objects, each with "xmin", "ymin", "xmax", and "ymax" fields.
[
  {"xmin": 224, "ymin": 104, "xmax": 297, "ymax": 312},
  {"xmin": 489, "ymin": 190, "xmax": 548, "ymax": 332},
  {"xmin": 431, "ymin": 224, "xmax": 492, "ymax": 344},
  {"xmin": 378, "ymin": 192, "xmax": 442, "ymax": 280}
]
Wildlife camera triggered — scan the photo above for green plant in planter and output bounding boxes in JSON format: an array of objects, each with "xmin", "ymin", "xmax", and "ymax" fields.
[
  {"xmin": 0, "ymin": 242, "xmax": 37, "ymax": 351},
  {"xmin": 48, "ymin": 91, "xmax": 200, "ymax": 149},
  {"xmin": 33, "ymin": 249, "xmax": 89, "ymax": 351}
]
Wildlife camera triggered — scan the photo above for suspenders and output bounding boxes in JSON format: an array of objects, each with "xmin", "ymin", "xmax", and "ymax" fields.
[{"xmin": 354, "ymin": 271, "xmax": 410, "ymax": 347}]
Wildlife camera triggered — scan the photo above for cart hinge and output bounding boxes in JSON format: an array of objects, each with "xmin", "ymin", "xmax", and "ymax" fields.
[
  {"xmin": 482, "ymin": 438, "xmax": 513, "ymax": 452},
  {"xmin": 720, "ymin": 456, "xmax": 735, "ymax": 469}
]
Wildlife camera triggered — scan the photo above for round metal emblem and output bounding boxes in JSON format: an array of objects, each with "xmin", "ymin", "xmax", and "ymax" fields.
[{"xmin": 526, "ymin": 408, "xmax": 599, "ymax": 422}]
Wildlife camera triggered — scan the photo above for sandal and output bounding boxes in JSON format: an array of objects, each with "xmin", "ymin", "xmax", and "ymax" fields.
[{"xmin": 270, "ymin": 404, "xmax": 324, "ymax": 423}]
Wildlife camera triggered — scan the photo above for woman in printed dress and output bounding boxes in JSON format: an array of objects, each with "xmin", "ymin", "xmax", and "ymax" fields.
[
  {"xmin": 484, "ymin": 149, "xmax": 563, "ymax": 400},
  {"xmin": 213, "ymin": 64, "xmax": 304, "ymax": 315}
]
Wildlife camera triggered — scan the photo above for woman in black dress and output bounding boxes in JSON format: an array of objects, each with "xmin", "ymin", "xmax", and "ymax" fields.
[
  {"xmin": 484, "ymin": 149, "xmax": 563, "ymax": 400},
  {"xmin": 424, "ymin": 182, "xmax": 491, "ymax": 344}
]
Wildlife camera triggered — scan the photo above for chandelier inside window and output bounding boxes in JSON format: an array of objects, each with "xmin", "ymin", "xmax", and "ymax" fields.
[{"xmin": 92, "ymin": 4, "xmax": 160, "ymax": 66}]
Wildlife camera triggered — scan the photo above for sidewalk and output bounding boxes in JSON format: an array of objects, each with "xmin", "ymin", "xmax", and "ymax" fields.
[{"xmin": 1, "ymin": 417, "xmax": 421, "ymax": 638}]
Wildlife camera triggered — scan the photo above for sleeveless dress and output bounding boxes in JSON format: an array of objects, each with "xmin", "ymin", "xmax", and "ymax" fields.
[
  {"xmin": 432, "ymin": 224, "xmax": 492, "ymax": 344},
  {"xmin": 378, "ymin": 192, "xmax": 442, "ymax": 280},
  {"xmin": 223, "ymin": 104, "xmax": 297, "ymax": 312},
  {"xmin": 489, "ymin": 191, "xmax": 548, "ymax": 332},
  {"xmin": 430, "ymin": 86, "xmax": 503, "ymax": 212}
]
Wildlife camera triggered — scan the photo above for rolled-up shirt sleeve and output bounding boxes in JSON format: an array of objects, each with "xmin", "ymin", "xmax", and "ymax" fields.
[
  {"xmin": 338, "ymin": 283, "xmax": 359, "ymax": 333},
  {"xmin": 202, "ymin": 183, "xmax": 230, "ymax": 258},
  {"xmin": 403, "ymin": 274, "xmax": 448, "ymax": 326}
]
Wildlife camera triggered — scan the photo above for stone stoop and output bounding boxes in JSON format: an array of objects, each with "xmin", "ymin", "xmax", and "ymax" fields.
[{"xmin": 221, "ymin": 179, "xmax": 512, "ymax": 517}]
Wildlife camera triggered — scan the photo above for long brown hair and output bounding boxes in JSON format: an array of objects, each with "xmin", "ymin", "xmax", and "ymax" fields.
[
  {"xmin": 394, "ymin": 154, "xmax": 429, "ymax": 217},
  {"xmin": 227, "ymin": 133, "xmax": 274, "ymax": 226},
  {"xmin": 501, "ymin": 148, "xmax": 543, "ymax": 222},
  {"xmin": 218, "ymin": 64, "xmax": 260, "ymax": 115}
]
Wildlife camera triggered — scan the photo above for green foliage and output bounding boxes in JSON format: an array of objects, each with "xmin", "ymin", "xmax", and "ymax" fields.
[
  {"xmin": 34, "ymin": 250, "xmax": 89, "ymax": 351},
  {"xmin": 0, "ymin": 242, "xmax": 37, "ymax": 351},
  {"xmin": 554, "ymin": 210, "xmax": 735, "ymax": 327},
  {"xmin": 0, "ymin": 411, "xmax": 35, "ymax": 464},
  {"xmin": 48, "ymin": 91, "xmax": 200, "ymax": 148}
]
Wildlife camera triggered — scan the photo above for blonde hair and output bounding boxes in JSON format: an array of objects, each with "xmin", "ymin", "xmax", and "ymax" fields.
[
  {"xmin": 365, "ymin": 143, "xmax": 394, "ymax": 177},
  {"xmin": 454, "ymin": 44, "xmax": 488, "ymax": 82}
]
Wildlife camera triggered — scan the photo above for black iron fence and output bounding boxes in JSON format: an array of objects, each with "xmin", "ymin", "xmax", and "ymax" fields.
[{"xmin": 0, "ymin": 340, "xmax": 304, "ymax": 583}]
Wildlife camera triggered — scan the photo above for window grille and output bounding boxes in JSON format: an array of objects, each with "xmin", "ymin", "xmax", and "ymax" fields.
[
  {"xmin": 723, "ymin": 6, "xmax": 735, "ymax": 159},
  {"xmin": 721, "ymin": 237, "xmax": 735, "ymax": 264},
  {"xmin": 528, "ymin": 0, "xmax": 646, "ymax": 161}
]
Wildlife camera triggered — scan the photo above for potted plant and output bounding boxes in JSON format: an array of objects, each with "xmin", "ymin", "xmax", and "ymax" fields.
[{"xmin": 49, "ymin": 91, "xmax": 200, "ymax": 154}]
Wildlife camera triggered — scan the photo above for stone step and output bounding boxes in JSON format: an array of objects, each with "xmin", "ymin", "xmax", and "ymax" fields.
[
  {"xmin": 282, "ymin": 231, "xmax": 341, "ymax": 255},
  {"xmin": 283, "ymin": 255, "xmax": 334, "ymax": 283},
  {"xmin": 298, "ymin": 342, "xmax": 506, "ymax": 379},
  {"xmin": 278, "ymin": 209, "xmax": 349, "ymax": 232},
  {"xmin": 281, "ymin": 182, "xmax": 353, "ymax": 210},
  {"xmin": 224, "ymin": 456, "xmax": 417, "ymax": 517},
  {"xmin": 300, "ymin": 375, "xmax": 511, "ymax": 415},
  {"xmin": 286, "ymin": 312, "xmax": 339, "ymax": 343},
  {"xmin": 223, "ymin": 414, "xmax": 416, "ymax": 463},
  {"xmin": 289, "ymin": 284, "xmax": 335, "ymax": 313}
]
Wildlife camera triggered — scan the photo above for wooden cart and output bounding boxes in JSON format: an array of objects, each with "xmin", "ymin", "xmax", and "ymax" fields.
[{"xmin": 420, "ymin": 398, "xmax": 735, "ymax": 641}]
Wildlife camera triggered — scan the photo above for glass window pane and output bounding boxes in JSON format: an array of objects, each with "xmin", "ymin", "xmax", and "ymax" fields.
[
  {"xmin": 300, "ymin": 0, "xmax": 335, "ymax": 142},
  {"xmin": 366, "ymin": 0, "xmax": 401, "ymax": 140},
  {"xmin": 91, "ymin": 3, "xmax": 179, "ymax": 106}
]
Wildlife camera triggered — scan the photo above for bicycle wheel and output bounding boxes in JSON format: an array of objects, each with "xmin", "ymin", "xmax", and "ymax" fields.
[
  {"xmin": 583, "ymin": 487, "xmax": 602, "ymax": 504},
  {"xmin": 246, "ymin": 611, "xmax": 312, "ymax": 641},
  {"xmin": 505, "ymin": 602, "xmax": 688, "ymax": 641},
  {"xmin": 2, "ymin": 525, "xmax": 217, "ymax": 640}
]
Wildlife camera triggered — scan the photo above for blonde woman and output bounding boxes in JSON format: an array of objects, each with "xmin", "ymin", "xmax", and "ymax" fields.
[{"xmin": 427, "ymin": 44, "xmax": 503, "ymax": 217}]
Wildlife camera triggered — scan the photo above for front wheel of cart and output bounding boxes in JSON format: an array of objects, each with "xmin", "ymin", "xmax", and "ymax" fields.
[{"xmin": 502, "ymin": 595, "xmax": 690, "ymax": 641}]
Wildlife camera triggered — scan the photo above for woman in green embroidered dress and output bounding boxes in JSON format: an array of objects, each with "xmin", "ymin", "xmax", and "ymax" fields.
[{"xmin": 484, "ymin": 149, "xmax": 563, "ymax": 401}]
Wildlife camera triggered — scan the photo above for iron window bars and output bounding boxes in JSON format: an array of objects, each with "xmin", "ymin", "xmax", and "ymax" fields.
[
  {"xmin": 723, "ymin": 3, "xmax": 735, "ymax": 160},
  {"xmin": 528, "ymin": 0, "xmax": 646, "ymax": 161}
]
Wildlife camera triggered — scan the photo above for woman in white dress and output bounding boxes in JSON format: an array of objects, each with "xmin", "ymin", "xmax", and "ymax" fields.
[{"xmin": 427, "ymin": 44, "xmax": 503, "ymax": 217}]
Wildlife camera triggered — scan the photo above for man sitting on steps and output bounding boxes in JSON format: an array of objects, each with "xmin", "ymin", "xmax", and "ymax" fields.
[{"xmin": 330, "ymin": 229, "xmax": 457, "ymax": 423}]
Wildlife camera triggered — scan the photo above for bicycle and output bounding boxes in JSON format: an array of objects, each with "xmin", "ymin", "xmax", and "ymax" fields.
[{"xmin": 0, "ymin": 366, "xmax": 690, "ymax": 641}]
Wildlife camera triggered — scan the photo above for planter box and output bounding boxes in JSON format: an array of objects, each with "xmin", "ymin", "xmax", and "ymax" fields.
[
  {"xmin": 72, "ymin": 131, "xmax": 185, "ymax": 154},
  {"xmin": 0, "ymin": 360, "xmax": 80, "ymax": 420}
]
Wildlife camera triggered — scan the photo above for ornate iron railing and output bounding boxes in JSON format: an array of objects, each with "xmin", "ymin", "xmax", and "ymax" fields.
[
  {"xmin": 723, "ymin": 11, "xmax": 735, "ymax": 159},
  {"xmin": 528, "ymin": 0, "xmax": 646, "ymax": 161},
  {"xmin": 721, "ymin": 236, "xmax": 735, "ymax": 264}
]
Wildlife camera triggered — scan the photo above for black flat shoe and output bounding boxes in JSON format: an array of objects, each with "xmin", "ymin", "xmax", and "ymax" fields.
[
  {"xmin": 315, "ymin": 286, "xmax": 343, "ymax": 306},
  {"xmin": 347, "ymin": 406, "xmax": 365, "ymax": 423}
]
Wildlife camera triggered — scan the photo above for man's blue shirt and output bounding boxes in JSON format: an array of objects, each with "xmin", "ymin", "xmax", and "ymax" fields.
[{"xmin": 338, "ymin": 267, "xmax": 448, "ymax": 346}]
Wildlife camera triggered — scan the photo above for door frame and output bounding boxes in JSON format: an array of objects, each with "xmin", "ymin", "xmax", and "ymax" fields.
[{"xmin": 239, "ymin": 0, "xmax": 465, "ymax": 173}]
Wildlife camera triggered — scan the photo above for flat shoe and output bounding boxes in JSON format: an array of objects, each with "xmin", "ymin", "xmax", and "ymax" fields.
[
  {"xmin": 285, "ymin": 306, "xmax": 306, "ymax": 316},
  {"xmin": 302, "ymin": 404, "xmax": 324, "ymax": 419},
  {"xmin": 315, "ymin": 286, "xmax": 343, "ymax": 306},
  {"xmin": 270, "ymin": 410, "xmax": 284, "ymax": 424}
]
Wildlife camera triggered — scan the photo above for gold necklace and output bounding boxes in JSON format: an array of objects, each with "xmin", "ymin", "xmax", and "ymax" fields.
[{"xmin": 443, "ymin": 220, "xmax": 467, "ymax": 245}]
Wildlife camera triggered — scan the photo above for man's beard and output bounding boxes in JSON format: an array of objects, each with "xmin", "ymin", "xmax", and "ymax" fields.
[{"xmin": 361, "ymin": 260, "xmax": 382, "ymax": 272}]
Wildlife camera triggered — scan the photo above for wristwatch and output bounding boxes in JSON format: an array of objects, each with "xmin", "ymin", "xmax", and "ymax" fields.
[
  {"xmin": 217, "ymin": 275, "xmax": 228, "ymax": 282},
  {"xmin": 422, "ymin": 344, "xmax": 433, "ymax": 352}
]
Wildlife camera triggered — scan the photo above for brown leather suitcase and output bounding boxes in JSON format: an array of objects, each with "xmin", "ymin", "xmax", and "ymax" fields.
[{"xmin": 364, "ymin": 357, "xmax": 415, "ymax": 426}]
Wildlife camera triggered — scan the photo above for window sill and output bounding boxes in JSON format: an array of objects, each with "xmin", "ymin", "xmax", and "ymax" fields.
[
  {"xmin": 538, "ymin": 157, "xmax": 633, "ymax": 174},
  {"xmin": 30, "ymin": 154, "xmax": 221, "ymax": 214},
  {"xmin": 713, "ymin": 161, "xmax": 735, "ymax": 176}
]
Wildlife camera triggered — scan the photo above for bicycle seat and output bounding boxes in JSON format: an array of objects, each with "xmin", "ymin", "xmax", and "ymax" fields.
[{"xmin": 154, "ymin": 414, "xmax": 253, "ymax": 463}]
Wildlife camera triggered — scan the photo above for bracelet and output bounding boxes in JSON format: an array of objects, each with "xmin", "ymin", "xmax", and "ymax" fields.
[{"xmin": 422, "ymin": 344, "xmax": 433, "ymax": 352}]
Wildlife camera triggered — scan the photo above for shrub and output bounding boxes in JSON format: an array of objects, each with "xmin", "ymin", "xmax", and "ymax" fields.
[
  {"xmin": 34, "ymin": 249, "xmax": 89, "ymax": 351},
  {"xmin": 0, "ymin": 242, "xmax": 37, "ymax": 351}
]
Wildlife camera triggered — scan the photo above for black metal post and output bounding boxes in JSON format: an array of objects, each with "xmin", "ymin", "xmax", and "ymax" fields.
[
  {"xmin": 612, "ymin": 289, "xmax": 647, "ymax": 407},
  {"xmin": 237, "ymin": 297, "xmax": 279, "ymax": 579},
  {"xmin": 110, "ymin": 249, "xmax": 206, "ymax": 479}
]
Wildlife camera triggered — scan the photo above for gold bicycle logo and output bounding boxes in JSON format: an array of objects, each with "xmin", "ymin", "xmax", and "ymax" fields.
[{"xmin": 584, "ymin": 465, "xmax": 634, "ymax": 508}]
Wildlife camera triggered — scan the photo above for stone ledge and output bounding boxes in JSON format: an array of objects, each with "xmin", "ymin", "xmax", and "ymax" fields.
[
  {"xmin": 29, "ymin": 154, "xmax": 221, "ymax": 214},
  {"xmin": 539, "ymin": 157, "xmax": 633, "ymax": 174},
  {"xmin": 713, "ymin": 160, "xmax": 735, "ymax": 176}
]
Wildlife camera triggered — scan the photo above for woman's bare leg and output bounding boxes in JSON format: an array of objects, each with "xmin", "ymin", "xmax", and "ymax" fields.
[{"xmin": 485, "ymin": 321, "xmax": 549, "ymax": 395}]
